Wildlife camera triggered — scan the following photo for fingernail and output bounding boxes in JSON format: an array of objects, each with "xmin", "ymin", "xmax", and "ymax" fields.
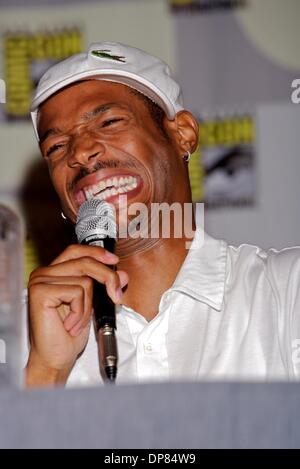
[
  {"xmin": 105, "ymin": 251, "xmax": 119, "ymax": 261},
  {"xmin": 115, "ymin": 287, "xmax": 123, "ymax": 302}
]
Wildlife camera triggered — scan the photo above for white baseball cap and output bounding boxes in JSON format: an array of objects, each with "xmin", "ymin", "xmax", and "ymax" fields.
[{"xmin": 31, "ymin": 41, "xmax": 184, "ymax": 140}]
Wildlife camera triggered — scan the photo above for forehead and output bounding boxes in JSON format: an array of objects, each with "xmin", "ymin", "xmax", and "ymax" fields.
[{"xmin": 38, "ymin": 80, "xmax": 142, "ymax": 131}]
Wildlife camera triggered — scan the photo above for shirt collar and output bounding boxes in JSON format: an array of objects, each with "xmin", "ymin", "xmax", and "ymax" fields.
[{"xmin": 171, "ymin": 225, "xmax": 228, "ymax": 311}]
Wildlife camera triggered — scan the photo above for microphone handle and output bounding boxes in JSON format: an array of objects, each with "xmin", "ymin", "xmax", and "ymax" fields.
[
  {"xmin": 83, "ymin": 237, "xmax": 118, "ymax": 383},
  {"xmin": 93, "ymin": 281, "xmax": 118, "ymax": 382}
]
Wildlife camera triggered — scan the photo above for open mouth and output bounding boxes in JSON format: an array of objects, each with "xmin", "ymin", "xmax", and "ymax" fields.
[{"xmin": 82, "ymin": 175, "xmax": 140, "ymax": 202}]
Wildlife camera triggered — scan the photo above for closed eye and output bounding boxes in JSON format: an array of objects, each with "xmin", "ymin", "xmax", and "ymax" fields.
[
  {"xmin": 101, "ymin": 118, "xmax": 123, "ymax": 128},
  {"xmin": 46, "ymin": 143, "xmax": 65, "ymax": 157}
]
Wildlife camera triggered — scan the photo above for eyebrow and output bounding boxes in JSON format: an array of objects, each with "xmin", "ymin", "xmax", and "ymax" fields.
[
  {"xmin": 39, "ymin": 127, "xmax": 62, "ymax": 144},
  {"xmin": 81, "ymin": 103, "xmax": 121, "ymax": 122},
  {"xmin": 39, "ymin": 103, "xmax": 122, "ymax": 144}
]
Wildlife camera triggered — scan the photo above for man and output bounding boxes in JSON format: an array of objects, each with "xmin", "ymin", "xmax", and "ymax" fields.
[{"xmin": 25, "ymin": 42, "xmax": 300, "ymax": 388}]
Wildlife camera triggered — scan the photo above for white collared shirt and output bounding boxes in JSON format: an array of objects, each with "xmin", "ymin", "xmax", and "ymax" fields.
[{"xmin": 21, "ymin": 229, "xmax": 300, "ymax": 387}]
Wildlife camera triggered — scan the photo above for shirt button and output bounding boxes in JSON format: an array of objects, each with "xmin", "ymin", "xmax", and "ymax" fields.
[{"xmin": 144, "ymin": 343, "xmax": 153, "ymax": 353}]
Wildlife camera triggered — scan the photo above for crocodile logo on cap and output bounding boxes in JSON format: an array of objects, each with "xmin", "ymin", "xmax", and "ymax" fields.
[{"xmin": 91, "ymin": 50, "xmax": 126, "ymax": 63}]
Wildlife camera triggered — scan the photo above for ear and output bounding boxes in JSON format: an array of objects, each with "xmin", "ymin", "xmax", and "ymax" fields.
[{"xmin": 164, "ymin": 111, "xmax": 199, "ymax": 155}]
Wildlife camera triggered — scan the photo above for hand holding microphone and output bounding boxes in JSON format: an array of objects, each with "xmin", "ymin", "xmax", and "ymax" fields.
[{"xmin": 26, "ymin": 201, "xmax": 127, "ymax": 387}]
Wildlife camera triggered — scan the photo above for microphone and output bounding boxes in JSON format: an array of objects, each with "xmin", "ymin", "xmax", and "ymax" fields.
[{"xmin": 75, "ymin": 198, "xmax": 118, "ymax": 383}]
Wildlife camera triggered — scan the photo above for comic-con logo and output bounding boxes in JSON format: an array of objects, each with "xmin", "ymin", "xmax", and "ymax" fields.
[{"xmin": 3, "ymin": 28, "xmax": 83, "ymax": 120}]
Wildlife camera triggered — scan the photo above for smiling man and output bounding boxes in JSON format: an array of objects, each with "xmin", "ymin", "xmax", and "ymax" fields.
[{"xmin": 25, "ymin": 42, "xmax": 300, "ymax": 388}]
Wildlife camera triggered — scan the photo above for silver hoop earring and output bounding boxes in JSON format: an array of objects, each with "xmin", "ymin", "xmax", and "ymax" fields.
[
  {"xmin": 183, "ymin": 151, "xmax": 191, "ymax": 163},
  {"xmin": 61, "ymin": 211, "xmax": 67, "ymax": 220}
]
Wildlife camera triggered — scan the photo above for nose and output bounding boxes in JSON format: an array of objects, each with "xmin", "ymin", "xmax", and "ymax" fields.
[{"xmin": 68, "ymin": 133, "xmax": 105, "ymax": 168}]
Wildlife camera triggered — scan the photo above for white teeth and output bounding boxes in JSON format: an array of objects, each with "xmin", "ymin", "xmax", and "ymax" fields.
[
  {"xmin": 84, "ymin": 175, "xmax": 138, "ymax": 201},
  {"xmin": 100, "ymin": 189, "xmax": 109, "ymax": 200},
  {"xmin": 84, "ymin": 188, "xmax": 93, "ymax": 200},
  {"xmin": 99, "ymin": 180, "xmax": 105, "ymax": 192}
]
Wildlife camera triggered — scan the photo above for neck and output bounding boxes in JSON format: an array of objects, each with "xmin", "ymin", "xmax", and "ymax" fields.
[{"xmin": 116, "ymin": 210, "xmax": 196, "ymax": 321}]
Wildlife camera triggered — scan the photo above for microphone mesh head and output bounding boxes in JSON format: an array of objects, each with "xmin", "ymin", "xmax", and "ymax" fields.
[{"xmin": 75, "ymin": 199, "xmax": 117, "ymax": 244}]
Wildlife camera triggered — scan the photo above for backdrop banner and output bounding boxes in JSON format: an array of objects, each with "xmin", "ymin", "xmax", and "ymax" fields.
[
  {"xmin": 1, "ymin": 0, "xmax": 300, "ymax": 282},
  {"xmin": 0, "ymin": 0, "xmax": 175, "ymax": 281}
]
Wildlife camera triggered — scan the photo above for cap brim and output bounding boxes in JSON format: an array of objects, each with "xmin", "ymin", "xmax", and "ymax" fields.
[{"xmin": 31, "ymin": 68, "xmax": 178, "ymax": 141}]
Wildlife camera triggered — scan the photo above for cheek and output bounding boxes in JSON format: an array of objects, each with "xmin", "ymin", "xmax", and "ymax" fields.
[
  {"xmin": 49, "ymin": 164, "xmax": 67, "ymax": 199},
  {"xmin": 151, "ymin": 145, "xmax": 175, "ymax": 178},
  {"xmin": 151, "ymin": 148, "xmax": 187, "ymax": 199}
]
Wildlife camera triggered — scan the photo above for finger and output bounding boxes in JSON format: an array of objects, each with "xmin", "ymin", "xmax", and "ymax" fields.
[
  {"xmin": 29, "ymin": 276, "xmax": 93, "ymax": 329},
  {"xmin": 50, "ymin": 244, "xmax": 119, "ymax": 266},
  {"xmin": 117, "ymin": 270, "xmax": 129, "ymax": 289},
  {"xmin": 69, "ymin": 318, "xmax": 92, "ymax": 338},
  {"xmin": 29, "ymin": 283, "xmax": 85, "ymax": 326},
  {"xmin": 68, "ymin": 272, "xmax": 128, "ymax": 333},
  {"xmin": 31, "ymin": 259, "xmax": 127, "ymax": 303}
]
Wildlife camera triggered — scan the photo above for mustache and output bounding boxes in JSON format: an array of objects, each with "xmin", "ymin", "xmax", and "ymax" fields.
[{"xmin": 69, "ymin": 159, "xmax": 138, "ymax": 190}]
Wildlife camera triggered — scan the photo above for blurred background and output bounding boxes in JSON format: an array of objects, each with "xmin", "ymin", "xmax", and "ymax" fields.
[{"xmin": 0, "ymin": 0, "xmax": 300, "ymax": 283}]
